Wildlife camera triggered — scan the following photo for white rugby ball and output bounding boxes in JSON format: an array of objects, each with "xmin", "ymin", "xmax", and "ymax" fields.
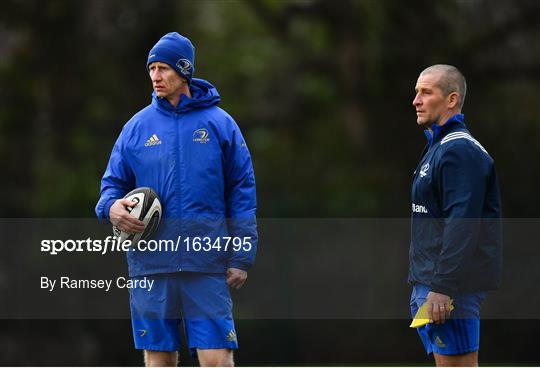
[{"xmin": 113, "ymin": 187, "xmax": 162, "ymax": 245}]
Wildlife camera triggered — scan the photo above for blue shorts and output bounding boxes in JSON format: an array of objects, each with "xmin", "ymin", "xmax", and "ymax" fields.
[
  {"xmin": 410, "ymin": 284, "xmax": 486, "ymax": 355},
  {"xmin": 129, "ymin": 272, "xmax": 238, "ymax": 355}
]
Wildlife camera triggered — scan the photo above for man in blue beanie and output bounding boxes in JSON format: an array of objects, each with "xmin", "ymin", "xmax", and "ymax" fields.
[{"xmin": 96, "ymin": 32, "xmax": 258, "ymax": 367}]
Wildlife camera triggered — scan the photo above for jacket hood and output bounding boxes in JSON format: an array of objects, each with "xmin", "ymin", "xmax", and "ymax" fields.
[{"xmin": 152, "ymin": 78, "xmax": 221, "ymax": 114}]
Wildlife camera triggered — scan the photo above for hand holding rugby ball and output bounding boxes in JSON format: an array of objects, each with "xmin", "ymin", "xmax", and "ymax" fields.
[{"xmin": 111, "ymin": 187, "xmax": 162, "ymax": 245}]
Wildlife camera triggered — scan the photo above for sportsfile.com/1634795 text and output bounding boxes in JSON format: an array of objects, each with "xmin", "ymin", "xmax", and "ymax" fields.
[{"xmin": 40, "ymin": 236, "xmax": 253, "ymax": 255}]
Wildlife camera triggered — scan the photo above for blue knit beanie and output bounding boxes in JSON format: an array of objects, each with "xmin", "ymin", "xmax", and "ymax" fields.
[{"xmin": 147, "ymin": 32, "xmax": 195, "ymax": 84}]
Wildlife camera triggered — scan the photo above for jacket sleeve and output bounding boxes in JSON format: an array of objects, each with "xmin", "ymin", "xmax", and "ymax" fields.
[
  {"xmin": 223, "ymin": 120, "xmax": 258, "ymax": 271},
  {"xmin": 95, "ymin": 128, "xmax": 135, "ymax": 221},
  {"xmin": 430, "ymin": 144, "xmax": 488, "ymax": 296}
]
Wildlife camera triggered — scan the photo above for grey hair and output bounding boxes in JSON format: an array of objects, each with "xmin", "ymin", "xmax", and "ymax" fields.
[{"xmin": 420, "ymin": 64, "xmax": 467, "ymax": 110}]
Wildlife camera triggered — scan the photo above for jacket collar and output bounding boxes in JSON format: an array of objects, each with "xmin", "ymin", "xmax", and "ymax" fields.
[
  {"xmin": 424, "ymin": 114, "xmax": 467, "ymax": 146},
  {"xmin": 150, "ymin": 78, "xmax": 221, "ymax": 116},
  {"xmin": 151, "ymin": 91, "xmax": 192, "ymax": 115}
]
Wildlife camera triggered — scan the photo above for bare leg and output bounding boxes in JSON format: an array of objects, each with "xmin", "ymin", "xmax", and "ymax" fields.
[
  {"xmin": 197, "ymin": 348, "xmax": 234, "ymax": 367},
  {"xmin": 434, "ymin": 351, "xmax": 478, "ymax": 367},
  {"xmin": 144, "ymin": 350, "xmax": 178, "ymax": 367}
]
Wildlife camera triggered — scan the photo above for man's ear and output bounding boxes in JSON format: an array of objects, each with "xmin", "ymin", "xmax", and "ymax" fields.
[{"xmin": 447, "ymin": 92, "xmax": 460, "ymax": 109}]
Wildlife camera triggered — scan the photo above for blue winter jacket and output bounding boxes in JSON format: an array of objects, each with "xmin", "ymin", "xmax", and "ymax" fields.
[
  {"xmin": 409, "ymin": 114, "xmax": 502, "ymax": 296},
  {"xmin": 95, "ymin": 78, "xmax": 257, "ymax": 277}
]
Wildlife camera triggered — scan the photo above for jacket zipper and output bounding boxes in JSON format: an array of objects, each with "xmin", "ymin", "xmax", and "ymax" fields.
[{"xmin": 174, "ymin": 111, "xmax": 183, "ymax": 270}]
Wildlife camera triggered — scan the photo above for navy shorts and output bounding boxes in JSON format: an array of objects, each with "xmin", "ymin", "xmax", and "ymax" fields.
[
  {"xmin": 410, "ymin": 284, "xmax": 486, "ymax": 355},
  {"xmin": 129, "ymin": 272, "xmax": 238, "ymax": 355}
]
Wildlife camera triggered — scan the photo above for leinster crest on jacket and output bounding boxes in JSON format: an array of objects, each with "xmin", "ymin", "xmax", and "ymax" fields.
[{"xmin": 420, "ymin": 163, "xmax": 430, "ymax": 178}]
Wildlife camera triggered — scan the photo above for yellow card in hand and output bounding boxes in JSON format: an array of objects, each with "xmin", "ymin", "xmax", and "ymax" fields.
[{"xmin": 410, "ymin": 300, "xmax": 454, "ymax": 328}]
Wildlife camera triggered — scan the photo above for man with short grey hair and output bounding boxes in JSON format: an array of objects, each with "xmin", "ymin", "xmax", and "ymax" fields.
[
  {"xmin": 409, "ymin": 64, "xmax": 502, "ymax": 366},
  {"xmin": 419, "ymin": 64, "xmax": 467, "ymax": 109}
]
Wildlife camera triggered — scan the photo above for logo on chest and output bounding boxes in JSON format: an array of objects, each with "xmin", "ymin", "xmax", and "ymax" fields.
[
  {"xmin": 419, "ymin": 163, "xmax": 430, "ymax": 178},
  {"xmin": 193, "ymin": 128, "xmax": 210, "ymax": 144},
  {"xmin": 144, "ymin": 134, "xmax": 162, "ymax": 147}
]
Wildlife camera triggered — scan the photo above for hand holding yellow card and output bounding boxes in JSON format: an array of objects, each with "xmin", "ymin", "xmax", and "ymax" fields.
[{"xmin": 410, "ymin": 300, "xmax": 454, "ymax": 328}]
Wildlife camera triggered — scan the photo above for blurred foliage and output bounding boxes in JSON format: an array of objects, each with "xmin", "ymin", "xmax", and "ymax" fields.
[
  {"xmin": 1, "ymin": 2, "xmax": 540, "ymax": 365},
  {"xmin": 0, "ymin": 0, "xmax": 539, "ymax": 217}
]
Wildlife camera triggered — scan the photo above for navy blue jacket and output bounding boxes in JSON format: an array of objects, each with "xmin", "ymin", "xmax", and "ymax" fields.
[
  {"xmin": 409, "ymin": 114, "xmax": 502, "ymax": 296},
  {"xmin": 96, "ymin": 78, "xmax": 257, "ymax": 276}
]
